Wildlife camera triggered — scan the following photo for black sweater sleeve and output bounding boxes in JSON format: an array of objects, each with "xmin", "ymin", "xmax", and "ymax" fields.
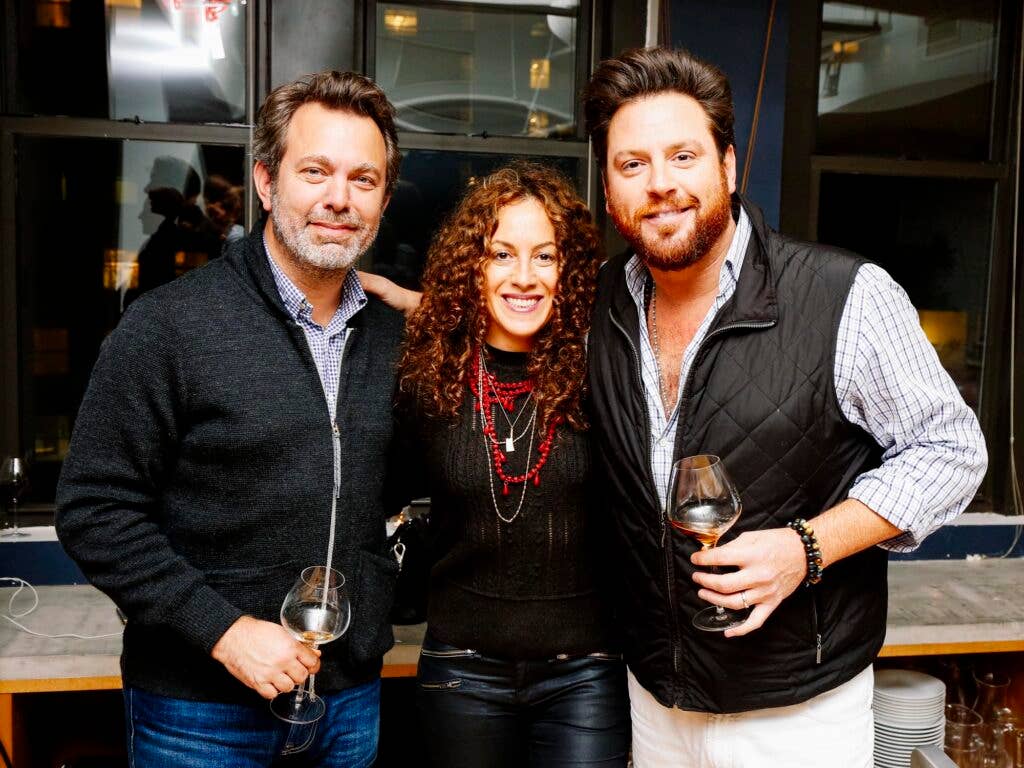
[{"xmin": 54, "ymin": 298, "xmax": 245, "ymax": 654}]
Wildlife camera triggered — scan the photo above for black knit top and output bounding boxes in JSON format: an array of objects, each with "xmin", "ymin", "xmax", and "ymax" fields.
[{"xmin": 403, "ymin": 346, "xmax": 616, "ymax": 659}]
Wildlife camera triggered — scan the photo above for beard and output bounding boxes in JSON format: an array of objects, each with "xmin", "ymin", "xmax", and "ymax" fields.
[
  {"xmin": 270, "ymin": 185, "xmax": 379, "ymax": 273},
  {"xmin": 609, "ymin": 168, "xmax": 732, "ymax": 272}
]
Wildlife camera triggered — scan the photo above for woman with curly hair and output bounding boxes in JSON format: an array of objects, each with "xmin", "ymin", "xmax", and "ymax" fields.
[{"xmin": 387, "ymin": 162, "xmax": 629, "ymax": 767}]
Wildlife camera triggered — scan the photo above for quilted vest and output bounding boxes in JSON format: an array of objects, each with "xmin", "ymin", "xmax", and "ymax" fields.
[{"xmin": 588, "ymin": 196, "xmax": 887, "ymax": 713}]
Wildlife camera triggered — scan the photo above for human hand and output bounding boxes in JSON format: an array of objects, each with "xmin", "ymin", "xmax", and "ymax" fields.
[
  {"xmin": 357, "ymin": 271, "xmax": 422, "ymax": 317},
  {"xmin": 211, "ymin": 616, "xmax": 321, "ymax": 699},
  {"xmin": 690, "ymin": 527, "xmax": 808, "ymax": 638}
]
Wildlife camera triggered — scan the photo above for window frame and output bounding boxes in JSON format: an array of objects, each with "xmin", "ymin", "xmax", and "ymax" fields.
[
  {"xmin": 782, "ymin": 0, "xmax": 1024, "ymax": 513},
  {"xmin": 0, "ymin": 0, "xmax": 263, "ymax": 496}
]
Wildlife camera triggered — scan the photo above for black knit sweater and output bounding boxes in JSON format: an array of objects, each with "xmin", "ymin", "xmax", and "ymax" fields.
[
  {"xmin": 405, "ymin": 347, "xmax": 616, "ymax": 659},
  {"xmin": 56, "ymin": 228, "xmax": 407, "ymax": 702}
]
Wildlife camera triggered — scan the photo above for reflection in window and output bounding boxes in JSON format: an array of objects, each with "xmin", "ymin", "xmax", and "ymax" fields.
[
  {"xmin": 817, "ymin": 1, "xmax": 997, "ymax": 159},
  {"xmin": 816, "ymin": 173, "xmax": 992, "ymax": 411},
  {"xmin": 11, "ymin": 0, "xmax": 246, "ymax": 123},
  {"xmin": 366, "ymin": 151, "xmax": 579, "ymax": 287},
  {"xmin": 375, "ymin": 2, "xmax": 579, "ymax": 137},
  {"xmin": 15, "ymin": 137, "xmax": 245, "ymax": 503}
]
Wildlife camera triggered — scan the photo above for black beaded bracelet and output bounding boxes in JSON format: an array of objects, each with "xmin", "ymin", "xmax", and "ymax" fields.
[{"xmin": 787, "ymin": 518, "xmax": 823, "ymax": 587}]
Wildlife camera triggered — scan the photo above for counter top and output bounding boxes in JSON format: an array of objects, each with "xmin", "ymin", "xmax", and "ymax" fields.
[{"xmin": 2, "ymin": 559, "xmax": 1022, "ymax": 693}]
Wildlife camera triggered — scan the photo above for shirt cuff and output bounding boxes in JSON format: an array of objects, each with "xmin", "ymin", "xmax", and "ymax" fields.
[{"xmin": 847, "ymin": 474, "xmax": 929, "ymax": 552}]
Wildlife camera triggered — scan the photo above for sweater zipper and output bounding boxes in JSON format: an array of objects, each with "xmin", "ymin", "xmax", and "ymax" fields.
[{"xmin": 609, "ymin": 307, "xmax": 682, "ymax": 679}]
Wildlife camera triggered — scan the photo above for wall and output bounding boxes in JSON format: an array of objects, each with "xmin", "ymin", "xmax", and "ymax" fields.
[{"xmin": 668, "ymin": 0, "xmax": 789, "ymax": 227}]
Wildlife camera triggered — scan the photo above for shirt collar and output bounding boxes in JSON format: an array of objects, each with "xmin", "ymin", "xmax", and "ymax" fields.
[
  {"xmin": 262, "ymin": 232, "xmax": 367, "ymax": 327},
  {"xmin": 625, "ymin": 207, "xmax": 752, "ymax": 309}
]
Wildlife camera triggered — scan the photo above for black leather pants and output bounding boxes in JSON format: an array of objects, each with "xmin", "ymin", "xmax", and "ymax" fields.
[{"xmin": 416, "ymin": 633, "xmax": 631, "ymax": 768}]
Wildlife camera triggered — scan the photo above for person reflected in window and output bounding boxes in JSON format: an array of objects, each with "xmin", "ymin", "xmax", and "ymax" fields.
[
  {"xmin": 136, "ymin": 156, "xmax": 220, "ymax": 300},
  {"xmin": 204, "ymin": 173, "xmax": 246, "ymax": 243},
  {"xmin": 393, "ymin": 162, "xmax": 630, "ymax": 768}
]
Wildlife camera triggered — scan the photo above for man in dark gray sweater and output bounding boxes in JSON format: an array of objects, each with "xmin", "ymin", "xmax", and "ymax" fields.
[{"xmin": 56, "ymin": 71, "xmax": 406, "ymax": 767}]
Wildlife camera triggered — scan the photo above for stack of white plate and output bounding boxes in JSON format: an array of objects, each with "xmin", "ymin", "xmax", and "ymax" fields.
[{"xmin": 873, "ymin": 669, "xmax": 945, "ymax": 768}]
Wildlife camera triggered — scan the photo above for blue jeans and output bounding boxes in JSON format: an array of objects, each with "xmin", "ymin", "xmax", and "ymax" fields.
[
  {"xmin": 124, "ymin": 680, "xmax": 380, "ymax": 767},
  {"xmin": 417, "ymin": 634, "xmax": 631, "ymax": 767}
]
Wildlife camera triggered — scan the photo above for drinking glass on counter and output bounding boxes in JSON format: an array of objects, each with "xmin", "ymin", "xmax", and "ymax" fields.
[
  {"xmin": 0, "ymin": 456, "xmax": 29, "ymax": 537},
  {"xmin": 947, "ymin": 704, "xmax": 984, "ymax": 752},
  {"xmin": 974, "ymin": 671, "xmax": 1012, "ymax": 722}
]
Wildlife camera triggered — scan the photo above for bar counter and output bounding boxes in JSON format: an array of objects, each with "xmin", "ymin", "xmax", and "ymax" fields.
[{"xmin": 2, "ymin": 559, "xmax": 1023, "ymax": 760}]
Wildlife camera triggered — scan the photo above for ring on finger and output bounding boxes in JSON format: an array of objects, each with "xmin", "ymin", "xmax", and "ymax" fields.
[{"xmin": 740, "ymin": 590, "xmax": 749, "ymax": 609}]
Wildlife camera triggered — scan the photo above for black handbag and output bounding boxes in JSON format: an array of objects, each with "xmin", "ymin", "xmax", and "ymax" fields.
[{"xmin": 386, "ymin": 502, "xmax": 434, "ymax": 625}]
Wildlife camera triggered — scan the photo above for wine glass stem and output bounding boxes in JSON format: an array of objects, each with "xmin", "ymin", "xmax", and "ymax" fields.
[
  {"xmin": 305, "ymin": 641, "xmax": 318, "ymax": 697},
  {"xmin": 702, "ymin": 542, "xmax": 726, "ymax": 616}
]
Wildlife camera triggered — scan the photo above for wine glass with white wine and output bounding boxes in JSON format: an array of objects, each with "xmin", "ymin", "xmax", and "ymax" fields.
[
  {"xmin": 270, "ymin": 566, "xmax": 350, "ymax": 729},
  {"xmin": 0, "ymin": 457, "xmax": 29, "ymax": 538},
  {"xmin": 667, "ymin": 454, "xmax": 747, "ymax": 632}
]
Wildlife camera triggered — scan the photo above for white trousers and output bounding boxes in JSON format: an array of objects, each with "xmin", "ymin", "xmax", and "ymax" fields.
[{"xmin": 628, "ymin": 665, "xmax": 874, "ymax": 768}]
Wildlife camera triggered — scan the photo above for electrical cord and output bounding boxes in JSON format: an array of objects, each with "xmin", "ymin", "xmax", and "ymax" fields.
[
  {"xmin": 0, "ymin": 577, "xmax": 122, "ymax": 640},
  {"xmin": 996, "ymin": 3, "xmax": 1024, "ymax": 559}
]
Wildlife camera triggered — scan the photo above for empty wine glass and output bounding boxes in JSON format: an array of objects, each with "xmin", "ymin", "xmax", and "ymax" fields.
[
  {"xmin": 947, "ymin": 704, "xmax": 985, "ymax": 753},
  {"xmin": 0, "ymin": 457, "xmax": 29, "ymax": 538},
  {"xmin": 270, "ymin": 566, "xmax": 350, "ymax": 728},
  {"xmin": 974, "ymin": 670, "xmax": 1011, "ymax": 723},
  {"xmin": 667, "ymin": 454, "xmax": 746, "ymax": 632}
]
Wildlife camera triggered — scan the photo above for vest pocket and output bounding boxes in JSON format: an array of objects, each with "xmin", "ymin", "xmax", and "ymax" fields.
[{"xmin": 810, "ymin": 588, "xmax": 823, "ymax": 664}]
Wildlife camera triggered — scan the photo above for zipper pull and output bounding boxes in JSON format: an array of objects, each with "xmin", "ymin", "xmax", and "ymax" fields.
[
  {"xmin": 815, "ymin": 633, "xmax": 822, "ymax": 665},
  {"xmin": 332, "ymin": 421, "xmax": 340, "ymax": 438}
]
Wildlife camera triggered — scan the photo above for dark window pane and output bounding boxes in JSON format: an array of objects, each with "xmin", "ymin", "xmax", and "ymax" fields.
[
  {"xmin": 367, "ymin": 150, "xmax": 580, "ymax": 287},
  {"xmin": 10, "ymin": 0, "xmax": 246, "ymax": 123},
  {"xmin": 817, "ymin": 173, "xmax": 992, "ymax": 412},
  {"xmin": 375, "ymin": 2, "xmax": 580, "ymax": 138},
  {"xmin": 817, "ymin": 1, "xmax": 997, "ymax": 160},
  {"xmin": 15, "ymin": 137, "xmax": 246, "ymax": 504}
]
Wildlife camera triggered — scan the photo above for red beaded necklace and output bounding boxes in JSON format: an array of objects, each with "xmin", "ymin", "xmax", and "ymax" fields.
[{"xmin": 469, "ymin": 347, "xmax": 562, "ymax": 497}]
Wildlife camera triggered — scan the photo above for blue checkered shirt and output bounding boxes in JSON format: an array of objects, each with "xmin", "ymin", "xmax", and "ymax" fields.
[
  {"xmin": 264, "ymin": 238, "xmax": 367, "ymax": 421},
  {"xmin": 625, "ymin": 209, "xmax": 987, "ymax": 551}
]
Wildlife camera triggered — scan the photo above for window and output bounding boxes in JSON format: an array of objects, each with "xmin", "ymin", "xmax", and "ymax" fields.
[
  {"xmin": 1, "ymin": 0, "xmax": 253, "ymax": 517},
  {"xmin": 363, "ymin": 0, "xmax": 593, "ymax": 285},
  {"xmin": 14, "ymin": 137, "xmax": 246, "ymax": 505},
  {"xmin": 797, "ymin": 0, "xmax": 1021, "ymax": 511},
  {"xmin": 7, "ymin": 0, "xmax": 248, "ymax": 123},
  {"xmin": 374, "ymin": 2, "xmax": 581, "ymax": 137},
  {"xmin": 817, "ymin": 0, "xmax": 998, "ymax": 160}
]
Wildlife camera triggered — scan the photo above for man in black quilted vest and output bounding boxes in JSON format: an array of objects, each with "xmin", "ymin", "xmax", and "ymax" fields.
[
  {"xmin": 56, "ymin": 72, "xmax": 406, "ymax": 767},
  {"xmin": 583, "ymin": 47, "xmax": 987, "ymax": 766}
]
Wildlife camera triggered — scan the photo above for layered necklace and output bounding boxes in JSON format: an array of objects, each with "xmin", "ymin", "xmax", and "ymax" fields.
[{"xmin": 469, "ymin": 346, "xmax": 562, "ymax": 523}]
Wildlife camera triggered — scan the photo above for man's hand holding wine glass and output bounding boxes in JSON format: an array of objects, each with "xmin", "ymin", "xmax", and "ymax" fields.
[
  {"xmin": 691, "ymin": 496, "xmax": 905, "ymax": 638},
  {"xmin": 211, "ymin": 615, "xmax": 320, "ymax": 700},
  {"xmin": 689, "ymin": 525, "xmax": 812, "ymax": 638}
]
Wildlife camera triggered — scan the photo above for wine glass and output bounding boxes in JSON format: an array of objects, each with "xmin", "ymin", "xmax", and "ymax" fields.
[
  {"xmin": 270, "ymin": 566, "xmax": 350, "ymax": 727},
  {"xmin": 0, "ymin": 457, "xmax": 29, "ymax": 538},
  {"xmin": 667, "ymin": 454, "xmax": 746, "ymax": 632}
]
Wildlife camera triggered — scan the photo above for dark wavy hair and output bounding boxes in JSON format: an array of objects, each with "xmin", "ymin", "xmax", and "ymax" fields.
[
  {"xmin": 583, "ymin": 46, "xmax": 735, "ymax": 169},
  {"xmin": 398, "ymin": 162, "xmax": 601, "ymax": 431},
  {"xmin": 253, "ymin": 70, "xmax": 401, "ymax": 196}
]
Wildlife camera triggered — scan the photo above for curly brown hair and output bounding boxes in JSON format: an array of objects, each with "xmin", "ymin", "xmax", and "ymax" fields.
[{"xmin": 398, "ymin": 162, "xmax": 601, "ymax": 431}]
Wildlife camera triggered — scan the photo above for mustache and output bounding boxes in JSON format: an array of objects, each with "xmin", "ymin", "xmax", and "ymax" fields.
[
  {"xmin": 307, "ymin": 212, "xmax": 364, "ymax": 228},
  {"xmin": 632, "ymin": 196, "xmax": 696, "ymax": 220}
]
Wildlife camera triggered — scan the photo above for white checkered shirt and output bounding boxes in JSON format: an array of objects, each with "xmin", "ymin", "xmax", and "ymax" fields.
[
  {"xmin": 264, "ymin": 238, "xmax": 367, "ymax": 421},
  {"xmin": 625, "ymin": 209, "xmax": 987, "ymax": 551}
]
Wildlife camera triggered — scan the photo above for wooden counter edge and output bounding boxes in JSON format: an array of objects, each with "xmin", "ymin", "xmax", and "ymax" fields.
[{"xmin": 879, "ymin": 639, "xmax": 1024, "ymax": 658}]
